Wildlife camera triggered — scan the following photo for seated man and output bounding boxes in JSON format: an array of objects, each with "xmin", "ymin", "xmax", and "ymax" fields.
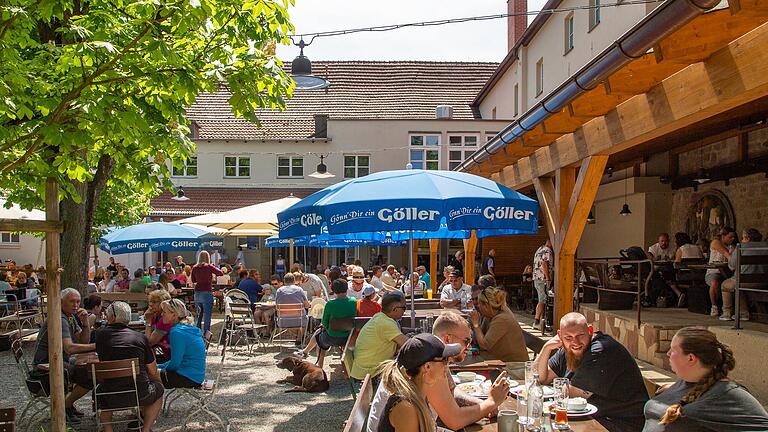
[
  {"xmin": 95, "ymin": 301, "xmax": 164, "ymax": 432},
  {"xmin": 534, "ymin": 312, "xmax": 648, "ymax": 431},
  {"xmin": 275, "ymin": 272, "xmax": 311, "ymax": 343},
  {"xmin": 238, "ymin": 269, "xmax": 263, "ymax": 305},
  {"xmin": 294, "ymin": 278, "xmax": 358, "ymax": 367},
  {"xmin": 440, "ymin": 270, "xmax": 472, "ymax": 309},
  {"xmin": 350, "ymin": 292, "xmax": 408, "ymax": 380},
  {"xmin": 720, "ymin": 228, "xmax": 768, "ymax": 321},
  {"xmin": 32, "ymin": 287, "xmax": 95, "ymax": 422},
  {"xmin": 647, "ymin": 232, "xmax": 677, "ymax": 262},
  {"xmin": 347, "ymin": 266, "xmax": 374, "ymax": 300},
  {"xmin": 367, "ymin": 310, "xmax": 510, "ymax": 432}
]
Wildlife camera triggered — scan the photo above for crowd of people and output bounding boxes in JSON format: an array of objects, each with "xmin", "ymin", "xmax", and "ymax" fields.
[{"xmin": 22, "ymin": 241, "xmax": 768, "ymax": 432}]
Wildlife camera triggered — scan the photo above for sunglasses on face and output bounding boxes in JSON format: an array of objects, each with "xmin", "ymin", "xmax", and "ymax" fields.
[
  {"xmin": 352, "ymin": 276, "xmax": 364, "ymax": 280},
  {"xmin": 271, "ymin": 282, "xmax": 279, "ymax": 286}
]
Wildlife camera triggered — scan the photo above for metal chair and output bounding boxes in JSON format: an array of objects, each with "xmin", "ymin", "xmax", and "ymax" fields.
[
  {"xmin": 90, "ymin": 358, "xmax": 143, "ymax": 432},
  {"xmin": 270, "ymin": 303, "xmax": 308, "ymax": 350},
  {"xmin": 11, "ymin": 338, "xmax": 49, "ymax": 429},
  {"xmin": 0, "ymin": 294, "xmax": 40, "ymax": 340},
  {"xmin": 221, "ymin": 290, "xmax": 267, "ymax": 355},
  {"xmin": 163, "ymin": 335, "xmax": 229, "ymax": 431}
]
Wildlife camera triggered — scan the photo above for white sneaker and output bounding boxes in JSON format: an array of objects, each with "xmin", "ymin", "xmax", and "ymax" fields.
[
  {"xmin": 718, "ymin": 314, "xmax": 733, "ymax": 321},
  {"xmin": 710, "ymin": 306, "xmax": 719, "ymax": 317}
]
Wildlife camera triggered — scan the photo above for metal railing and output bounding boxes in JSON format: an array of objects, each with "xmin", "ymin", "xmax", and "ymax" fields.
[
  {"xmin": 575, "ymin": 257, "xmax": 653, "ymax": 328},
  {"xmin": 733, "ymin": 244, "xmax": 768, "ymax": 329}
]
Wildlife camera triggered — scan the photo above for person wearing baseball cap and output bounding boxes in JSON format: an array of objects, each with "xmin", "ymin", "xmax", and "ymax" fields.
[
  {"xmin": 357, "ymin": 284, "xmax": 381, "ymax": 318},
  {"xmin": 373, "ymin": 334, "xmax": 462, "ymax": 432}
]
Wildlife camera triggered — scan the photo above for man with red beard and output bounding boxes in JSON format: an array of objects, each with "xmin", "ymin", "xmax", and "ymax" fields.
[{"xmin": 535, "ymin": 312, "xmax": 648, "ymax": 431}]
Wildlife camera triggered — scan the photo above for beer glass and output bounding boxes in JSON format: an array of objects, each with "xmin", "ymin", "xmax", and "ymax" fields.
[{"xmin": 552, "ymin": 377, "xmax": 570, "ymax": 430}]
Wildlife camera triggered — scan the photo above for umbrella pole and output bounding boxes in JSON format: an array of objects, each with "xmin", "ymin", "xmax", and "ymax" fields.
[{"xmin": 409, "ymin": 231, "xmax": 415, "ymax": 329}]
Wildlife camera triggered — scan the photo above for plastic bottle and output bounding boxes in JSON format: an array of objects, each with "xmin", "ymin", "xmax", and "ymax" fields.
[{"xmin": 526, "ymin": 372, "xmax": 550, "ymax": 431}]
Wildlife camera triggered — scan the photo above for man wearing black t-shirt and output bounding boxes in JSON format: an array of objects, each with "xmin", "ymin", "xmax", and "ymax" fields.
[
  {"xmin": 96, "ymin": 301, "xmax": 164, "ymax": 432},
  {"xmin": 534, "ymin": 312, "xmax": 648, "ymax": 432}
]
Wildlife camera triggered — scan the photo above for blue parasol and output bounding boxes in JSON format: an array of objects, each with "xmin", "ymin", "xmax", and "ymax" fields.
[{"xmin": 99, "ymin": 222, "xmax": 224, "ymax": 255}]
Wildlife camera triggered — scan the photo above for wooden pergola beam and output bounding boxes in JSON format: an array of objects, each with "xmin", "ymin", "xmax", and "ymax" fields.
[
  {"xmin": 494, "ymin": 21, "xmax": 768, "ymax": 189},
  {"xmin": 532, "ymin": 176, "xmax": 558, "ymax": 246},
  {"xmin": 0, "ymin": 219, "xmax": 64, "ymax": 233},
  {"xmin": 45, "ymin": 178, "xmax": 66, "ymax": 432}
]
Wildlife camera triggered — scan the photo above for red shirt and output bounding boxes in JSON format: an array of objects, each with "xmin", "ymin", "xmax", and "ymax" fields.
[
  {"xmin": 191, "ymin": 264, "xmax": 223, "ymax": 292},
  {"xmin": 356, "ymin": 298, "xmax": 382, "ymax": 318}
]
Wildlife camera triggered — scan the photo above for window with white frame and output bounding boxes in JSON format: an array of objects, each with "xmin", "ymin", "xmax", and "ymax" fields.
[
  {"xmin": 172, "ymin": 156, "xmax": 197, "ymax": 177},
  {"xmin": 536, "ymin": 58, "xmax": 544, "ymax": 96},
  {"xmin": 564, "ymin": 13, "xmax": 575, "ymax": 53},
  {"xmin": 589, "ymin": 0, "xmax": 601, "ymax": 30},
  {"xmin": 448, "ymin": 134, "xmax": 479, "ymax": 171},
  {"xmin": 409, "ymin": 134, "xmax": 440, "ymax": 170},
  {"xmin": 343, "ymin": 155, "xmax": 370, "ymax": 178},
  {"xmin": 0, "ymin": 232, "xmax": 20, "ymax": 245},
  {"xmin": 485, "ymin": 133, "xmax": 499, "ymax": 143},
  {"xmin": 277, "ymin": 156, "xmax": 303, "ymax": 178},
  {"xmin": 224, "ymin": 156, "xmax": 250, "ymax": 178}
]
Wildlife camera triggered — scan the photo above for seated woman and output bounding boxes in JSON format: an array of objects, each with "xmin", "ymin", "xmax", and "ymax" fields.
[
  {"xmin": 403, "ymin": 272, "xmax": 425, "ymax": 298},
  {"xmin": 157, "ymin": 298, "xmax": 206, "ymax": 388},
  {"xmin": 375, "ymin": 334, "xmax": 461, "ymax": 432},
  {"xmin": 156, "ymin": 273, "xmax": 177, "ymax": 296},
  {"xmin": 357, "ymin": 285, "xmax": 381, "ymax": 318},
  {"xmin": 294, "ymin": 278, "xmax": 358, "ymax": 367},
  {"xmin": 470, "ymin": 287, "xmax": 528, "ymax": 362},
  {"xmin": 143, "ymin": 290, "xmax": 173, "ymax": 363},
  {"xmin": 643, "ymin": 327, "xmax": 768, "ymax": 431}
]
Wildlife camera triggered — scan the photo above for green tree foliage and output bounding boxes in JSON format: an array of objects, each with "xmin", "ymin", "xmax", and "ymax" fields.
[{"xmin": 0, "ymin": 0, "xmax": 294, "ymax": 289}]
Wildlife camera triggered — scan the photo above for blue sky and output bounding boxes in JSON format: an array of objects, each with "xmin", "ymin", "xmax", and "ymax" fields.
[{"xmin": 277, "ymin": 0, "xmax": 549, "ymax": 62}]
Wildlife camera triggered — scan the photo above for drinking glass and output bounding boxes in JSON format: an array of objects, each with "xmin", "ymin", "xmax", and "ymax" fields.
[
  {"xmin": 524, "ymin": 361, "xmax": 535, "ymax": 388},
  {"xmin": 552, "ymin": 377, "xmax": 570, "ymax": 430},
  {"xmin": 498, "ymin": 410, "xmax": 518, "ymax": 432}
]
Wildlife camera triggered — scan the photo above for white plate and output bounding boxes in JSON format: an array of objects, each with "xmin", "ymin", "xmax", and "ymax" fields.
[
  {"xmin": 546, "ymin": 402, "xmax": 598, "ymax": 418},
  {"xmin": 456, "ymin": 382, "xmax": 486, "ymax": 397},
  {"xmin": 511, "ymin": 385, "xmax": 555, "ymax": 398}
]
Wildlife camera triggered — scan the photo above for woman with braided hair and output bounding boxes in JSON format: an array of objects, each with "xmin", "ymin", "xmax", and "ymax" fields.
[{"xmin": 643, "ymin": 327, "xmax": 768, "ymax": 431}]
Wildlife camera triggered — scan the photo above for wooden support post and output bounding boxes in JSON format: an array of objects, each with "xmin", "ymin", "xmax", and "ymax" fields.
[
  {"xmin": 45, "ymin": 178, "xmax": 66, "ymax": 432},
  {"xmin": 429, "ymin": 239, "xmax": 439, "ymax": 296},
  {"xmin": 532, "ymin": 177, "xmax": 558, "ymax": 246},
  {"xmin": 289, "ymin": 239, "xmax": 294, "ymax": 270},
  {"xmin": 322, "ymin": 248, "xmax": 329, "ymax": 269},
  {"xmin": 411, "ymin": 240, "xmax": 419, "ymax": 274},
  {"xmin": 463, "ymin": 231, "xmax": 478, "ymax": 285},
  {"xmin": 534, "ymin": 157, "xmax": 608, "ymax": 330}
]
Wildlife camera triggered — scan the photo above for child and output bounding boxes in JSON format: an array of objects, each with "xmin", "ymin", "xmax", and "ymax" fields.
[{"xmin": 356, "ymin": 285, "xmax": 381, "ymax": 318}]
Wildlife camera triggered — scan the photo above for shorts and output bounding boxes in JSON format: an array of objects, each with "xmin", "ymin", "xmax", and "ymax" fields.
[
  {"xmin": 316, "ymin": 330, "xmax": 348, "ymax": 351},
  {"xmin": 161, "ymin": 370, "xmax": 201, "ymax": 389},
  {"xmin": 705, "ymin": 272, "xmax": 724, "ymax": 287},
  {"xmin": 533, "ymin": 280, "xmax": 548, "ymax": 305},
  {"xmin": 67, "ymin": 364, "xmax": 94, "ymax": 389},
  {"xmin": 97, "ymin": 380, "xmax": 164, "ymax": 409}
]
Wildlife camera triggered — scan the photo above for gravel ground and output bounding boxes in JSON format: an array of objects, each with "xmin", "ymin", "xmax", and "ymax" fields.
[{"xmin": 2, "ymin": 320, "xmax": 355, "ymax": 432}]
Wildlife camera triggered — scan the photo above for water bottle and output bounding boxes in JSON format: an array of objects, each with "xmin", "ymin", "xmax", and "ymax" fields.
[{"xmin": 526, "ymin": 373, "xmax": 549, "ymax": 431}]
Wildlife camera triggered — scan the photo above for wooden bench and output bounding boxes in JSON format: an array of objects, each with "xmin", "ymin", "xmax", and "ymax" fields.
[{"xmin": 342, "ymin": 374, "xmax": 373, "ymax": 432}]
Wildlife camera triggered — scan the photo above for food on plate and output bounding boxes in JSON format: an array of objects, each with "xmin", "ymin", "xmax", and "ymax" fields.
[
  {"xmin": 456, "ymin": 382, "xmax": 483, "ymax": 395},
  {"xmin": 567, "ymin": 397, "xmax": 588, "ymax": 411},
  {"xmin": 456, "ymin": 372, "xmax": 477, "ymax": 383}
]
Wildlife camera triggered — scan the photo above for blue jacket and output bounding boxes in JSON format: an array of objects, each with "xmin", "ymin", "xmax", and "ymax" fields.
[{"xmin": 157, "ymin": 323, "xmax": 206, "ymax": 384}]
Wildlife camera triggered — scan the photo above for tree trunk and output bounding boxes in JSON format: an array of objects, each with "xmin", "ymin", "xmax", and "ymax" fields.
[{"xmin": 59, "ymin": 155, "xmax": 114, "ymax": 293}]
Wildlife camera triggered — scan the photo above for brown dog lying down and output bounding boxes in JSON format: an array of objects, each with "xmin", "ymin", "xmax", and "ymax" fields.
[{"xmin": 276, "ymin": 356, "xmax": 330, "ymax": 393}]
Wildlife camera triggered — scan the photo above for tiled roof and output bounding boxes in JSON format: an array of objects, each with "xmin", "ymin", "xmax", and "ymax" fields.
[
  {"xmin": 186, "ymin": 61, "xmax": 499, "ymax": 140},
  {"xmin": 150, "ymin": 187, "xmax": 319, "ymax": 217}
]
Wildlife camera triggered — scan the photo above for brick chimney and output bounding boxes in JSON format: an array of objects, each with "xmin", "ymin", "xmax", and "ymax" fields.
[{"xmin": 508, "ymin": 0, "xmax": 528, "ymax": 52}]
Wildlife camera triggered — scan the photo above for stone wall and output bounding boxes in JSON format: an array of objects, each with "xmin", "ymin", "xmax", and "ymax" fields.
[{"xmin": 670, "ymin": 126, "xmax": 768, "ymax": 236}]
